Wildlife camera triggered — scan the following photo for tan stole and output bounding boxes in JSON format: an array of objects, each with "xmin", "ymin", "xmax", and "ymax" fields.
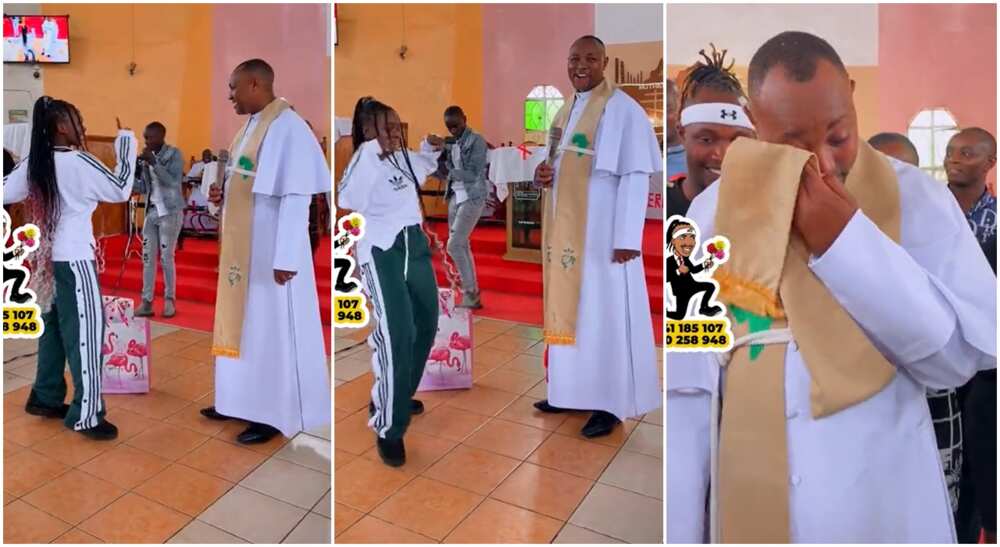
[
  {"xmin": 714, "ymin": 139, "xmax": 900, "ymax": 542},
  {"xmin": 541, "ymin": 79, "xmax": 614, "ymax": 345},
  {"xmin": 211, "ymin": 98, "xmax": 291, "ymax": 358}
]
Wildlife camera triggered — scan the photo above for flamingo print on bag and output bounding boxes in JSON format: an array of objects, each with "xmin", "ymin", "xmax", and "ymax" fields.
[
  {"xmin": 448, "ymin": 332, "xmax": 472, "ymax": 372},
  {"xmin": 427, "ymin": 346, "xmax": 460, "ymax": 380},
  {"xmin": 102, "ymin": 332, "xmax": 138, "ymax": 389}
]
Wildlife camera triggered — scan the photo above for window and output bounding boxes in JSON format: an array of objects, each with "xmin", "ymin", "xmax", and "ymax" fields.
[
  {"xmin": 524, "ymin": 85, "xmax": 564, "ymax": 133},
  {"xmin": 908, "ymin": 108, "xmax": 959, "ymax": 182}
]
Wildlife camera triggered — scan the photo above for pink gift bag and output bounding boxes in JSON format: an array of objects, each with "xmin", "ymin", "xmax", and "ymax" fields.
[
  {"xmin": 418, "ymin": 288, "xmax": 473, "ymax": 391},
  {"xmin": 100, "ymin": 296, "xmax": 151, "ymax": 394}
]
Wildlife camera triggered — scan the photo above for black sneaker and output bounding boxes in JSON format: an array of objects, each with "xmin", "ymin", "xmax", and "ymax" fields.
[
  {"xmin": 25, "ymin": 402, "xmax": 70, "ymax": 419},
  {"xmin": 236, "ymin": 423, "xmax": 281, "ymax": 445},
  {"xmin": 376, "ymin": 436, "xmax": 405, "ymax": 467},
  {"xmin": 79, "ymin": 420, "xmax": 119, "ymax": 441},
  {"xmin": 581, "ymin": 411, "xmax": 621, "ymax": 438}
]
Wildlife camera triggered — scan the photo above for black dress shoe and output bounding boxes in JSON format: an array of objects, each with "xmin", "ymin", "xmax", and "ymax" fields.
[
  {"xmin": 200, "ymin": 406, "xmax": 232, "ymax": 421},
  {"xmin": 699, "ymin": 305, "xmax": 723, "ymax": 317},
  {"xmin": 533, "ymin": 399, "xmax": 569, "ymax": 414},
  {"xmin": 368, "ymin": 399, "xmax": 425, "ymax": 417},
  {"xmin": 581, "ymin": 411, "xmax": 621, "ymax": 438},
  {"xmin": 236, "ymin": 423, "xmax": 281, "ymax": 445},
  {"xmin": 376, "ymin": 436, "xmax": 406, "ymax": 467},
  {"xmin": 25, "ymin": 402, "xmax": 70, "ymax": 419},
  {"xmin": 78, "ymin": 419, "xmax": 119, "ymax": 441}
]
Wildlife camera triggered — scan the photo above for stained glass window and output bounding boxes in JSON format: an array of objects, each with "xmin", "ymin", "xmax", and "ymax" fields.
[{"xmin": 524, "ymin": 85, "xmax": 564, "ymax": 132}]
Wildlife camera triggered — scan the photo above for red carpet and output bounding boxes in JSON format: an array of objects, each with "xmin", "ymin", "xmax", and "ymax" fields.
[
  {"xmin": 97, "ymin": 234, "xmax": 332, "ymax": 350},
  {"xmin": 425, "ymin": 219, "xmax": 663, "ymax": 332}
]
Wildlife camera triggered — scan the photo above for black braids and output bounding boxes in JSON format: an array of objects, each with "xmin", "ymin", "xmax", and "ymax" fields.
[
  {"xmin": 351, "ymin": 96, "xmax": 375, "ymax": 152},
  {"xmin": 27, "ymin": 96, "xmax": 64, "ymax": 234},
  {"xmin": 679, "ymin": 44, "xmax": 746, "ymax": 109}
]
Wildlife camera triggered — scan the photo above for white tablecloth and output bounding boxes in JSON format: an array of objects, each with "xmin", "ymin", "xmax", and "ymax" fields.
[
  {"xmin": 488, "ymin": 146, "xmax": 547, "ymax": 201},
  {"xmin": 3, "ymin": 123, "xmax": 31, "ymax": 161}
]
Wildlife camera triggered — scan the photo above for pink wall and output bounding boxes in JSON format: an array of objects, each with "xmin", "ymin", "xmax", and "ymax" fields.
[
  {"xmin": 878, "ymin": 4, "xmax": 996, "ymax": 182},
  {"xmin": 211, "ymin": 4, "xmax": 330, "ymax": 152},
  {"xmin": 481, "ymin": 4, "xmax": 595, "ymax": 144}
]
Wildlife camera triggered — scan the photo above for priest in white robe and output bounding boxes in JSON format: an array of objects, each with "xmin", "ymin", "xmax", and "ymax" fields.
[
  {"xmin": 203, "ymin": 59, "xmax": 331, "ymax": 444},
  {"xmin": 666, "ymin": 31, "xmax": 996, "ymax": 543},
  {"xmin": 532, "ymin": 35, "xmax": 662, "ymax": 438}
]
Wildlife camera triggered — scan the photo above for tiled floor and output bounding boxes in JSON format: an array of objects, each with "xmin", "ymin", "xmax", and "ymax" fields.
[
  {"xmin": 334, "ymin": 318, "xmax": 664, "ymax": 544},
  {"xmin": 3, "ymin": 325, "xmax": 332, "ymax": 544}
]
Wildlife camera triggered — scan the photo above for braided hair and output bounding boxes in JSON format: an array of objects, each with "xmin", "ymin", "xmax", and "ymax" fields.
[
  {"xmin": 27, "ymin": 95, "xmax": 85, "ymax": 234},
  {"xmin": 679, "ymin": 44, "xmax": 746, "ymax": 110}
]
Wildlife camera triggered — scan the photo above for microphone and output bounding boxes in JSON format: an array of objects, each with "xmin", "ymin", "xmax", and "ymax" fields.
[{"xmin": 546, "ymin": 126, "xmax": 563, "ymax": 166}]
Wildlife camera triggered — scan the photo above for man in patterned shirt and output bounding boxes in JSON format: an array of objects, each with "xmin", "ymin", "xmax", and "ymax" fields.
[{"xmin": 945, "ymin": 126, "xmax": 996, "ymax": 543}]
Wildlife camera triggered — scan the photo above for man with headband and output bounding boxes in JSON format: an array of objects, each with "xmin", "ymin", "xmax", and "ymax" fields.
[
  {"xmin": 666, "ymin": 218, "xmax": 721, "ymax": 319},
  {"xmin": 530, "ymin": 35, "xmax": 662, "ymax": 438},
  {"xmin": 667, "ymin": 32, "xmax": 995, "ymax": 543},
  {"xmin": 667, "ymin": 45, "xmax": 756, "ymax": 218}
]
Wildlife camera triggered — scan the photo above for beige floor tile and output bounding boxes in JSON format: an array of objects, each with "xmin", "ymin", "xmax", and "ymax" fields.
[
  {"xmin": 528, "ymin": 433, "xmax": 618, "ymax": 479},
  {"xmin": 372, "ymin": 476, "xmax": 483, "ymax": 540},
  {"xmin": 464, "ymin": 418, "xmax": 550, "ymax": 460},
  {"xmin": 569, "ymin": 483, "xmax": 662, "ymax": 544},
  {"xmin": 333, "ymin": 409, "xmax": 376, "ymax": 455},
  {"xmin": 240, "ymin": 458, "xmax": 330, "ymax": 510},
  {"xmin": 335, "ymin": 355, "xmax": 371, "ymax": 382},
  {"xmin": 273, "ymin": 433, "xmax": 331, "ymax": 474},
  {"xmin": 506, "ymin": 324, "xmax": 544, "ymax": 341},
  {"xmin": 135, "ymin": 463, "xmax": 234, "ymax": 517},
  {"xmin": 336, "ymin": 515, "xmax": 436, "ymax": 543},
  {"xmin": 497, "ymin": 353, "xmax": 546, "ymax": 378},
  {"xmin": 115, "ymin": 390, "xmax": 190, "ymax": 420},
  {"xmin": 78, "ymin": 492, "xmax": 191, "ymax": 543},
  {"xmin": 623, "ymin": 422, "xmax": 663, "ymax": 459},
  {"xmin": 3, "ymin": 499, "xmax": 72, "ymax": 543},
  {"xmin": 445, "ymin": 385, "xmax": 519, "ymax": 416},
  {"xmin": 127, "ymin": 422, "xmax": 210, "ymax": 461},
  {"xmin": 198, "ymin": 486, "xmax": 307, "ymax": 544},
  {"xmin": 475, "ymin": 368, "xmax": 542, "ymax": 395},
  {"xmin": 443, "ymin": 498, "xmax": 562, "ymax": 544},
  {"xmin": 482, "ymin": 334, "xmax": 537, "ymax": 353},
  {"xmin": 334, "ymin": 457, "xmax": 410, "ymax": 512},
  {"xmin": 313, "ymin": 491, "xmax": 331, "ymax": 517},
  {"xmin": 474, "ymin": 348, "xmax": 519, "ymax": 369},
  {"xmin": 306, "ymin": 422, "xmax": 332, "ymax": 441},
  {"xmin": 178, "ymin": 438, "xmax": 268, "ymax": 483},
  {"xmin": 23, "ymin": 469, "xmax": 125, "ymax": 525},
  {"xmin": 164, "ymin": 403, "xmax": 229, "ymax": 437},
  {"xmin": 408, "ymin": 405, "xmax": 490, "ymax": 442},
  {"xmin": 553, "ymin": 523, "xmax": 625, "ymax": 543},
  {"xmin": 491, "ymin": 462, "xmax": 593, "ymax": 520},
  {"xmin": 80, "ymin": 443, "xmax": 172, "ymax": 490},
  {"xmin": 498, "ymin": 395, "xmax": 572, "ymax": 431},
  {"xmin": 598, "ymin": 450, "xmax": 662, "ymax": 499},
  {"xmin": 423, "ymin": 444, "xmax": 520, "ymax": 496},
  {"xmin": 4, "ymin": 449, "xmax": 70, "ymax": 497},
  {"xmin": 32, "ymin": 429, "xmax": 115, "ymax": 467},
  {"xmin": 641, "ymin": 405, "xmax": 664, "ymax": 426},
  {"xmin": 334, "ymin": 373, "xmax": 374, "ymax": 413},
  {"xmin": 4, "ymin": 413, "xmax": 67, "ymax": 447},
  {"xmin": 282, "ymin": 512, "xmax": 331, "ymax": 544},
  {"xmin": 167, "ymin": 519, "xmax": 247, "ymax": 543}
]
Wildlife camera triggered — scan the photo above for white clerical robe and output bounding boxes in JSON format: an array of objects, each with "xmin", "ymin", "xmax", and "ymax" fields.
[
  {"xmin": 666, "ymin": 157, "xmax": 997, "ymax": 543},
  {"xmin": 214, "ymin": 107, "xmax": 332, "ymax": 437},
  {"xmin": 546, "ymin": 88, "xmax": 663, "ymax": 420}
]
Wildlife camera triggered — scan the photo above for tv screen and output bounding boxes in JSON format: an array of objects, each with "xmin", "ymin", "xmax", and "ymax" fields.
[{"xmin": 3, "ymin": 15, "xmax": 70, "ymax": 64}]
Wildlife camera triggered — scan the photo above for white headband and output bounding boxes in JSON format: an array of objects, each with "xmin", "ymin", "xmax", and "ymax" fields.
[
  {"xmin": 681, "ymin": 102, "xmax": 755, "ymax": 130},
  {"xmin": 671, "ymin": 226, "xmax": 696, "ymax": 239}
]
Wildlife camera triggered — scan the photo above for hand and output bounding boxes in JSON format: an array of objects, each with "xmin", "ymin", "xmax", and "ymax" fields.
[
  {"xmin": 274, "ymin": 269, "xmax": 297, "ymax": 285},
  {"xmin": 534, "ymin": 162, "xmax": 555, "ymax": 187},
  {"xmin": 703, "ymin": 257, "xmax": 714, "ymax": 270},
  {"xmin": 426, "ymin": 134, "xmax": 445, "ymax": 148},
  {"xmin": 792, "ymin": 158, "xmax": 858, "ymax": 256},
  {"xmin": 208, "ymin": 185, "xmax": 224, "ymax": 205},
  {"xmin": 678, "ymin": 263, "xmax": 689, "ymax": 275},
  {"xmin": 139, "ymin": 148, "xmax": 155, "ymax": 163},
  {"xmin": 613, "ymin": 249, "xmax": 640, "ymax": 263},
  {"xmin": 116, "ymin": 117, "xmax": 131, "ymax": 131}
]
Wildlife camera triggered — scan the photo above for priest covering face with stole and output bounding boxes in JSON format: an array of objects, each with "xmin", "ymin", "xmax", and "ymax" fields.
[
  {"xmin": 202, "ymin": 59, "xmax": 332, "ymax": 445},
  {"xmin": 666, "ymin": 32, "xmax": 996, "ymax": 543},
  {"xmin": 531, "ymin": 36, "xmax": 662, "ymax": 438}
]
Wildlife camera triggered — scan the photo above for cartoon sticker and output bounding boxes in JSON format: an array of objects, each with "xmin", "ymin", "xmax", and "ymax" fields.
[
  {"xmin": 3, "ymin": 209, "xmax": 45, "ymax": 339},
  {"xmin": 334, "ymin": 213, "xmax": 370, "ymax": 328}
]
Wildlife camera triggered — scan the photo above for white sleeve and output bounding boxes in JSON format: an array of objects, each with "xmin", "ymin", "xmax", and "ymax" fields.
[
  {"xmin": 337, "ymin": 143, "xmax": 380, "ymax": 212},
  {"xmin": 77, "ymin": 130, "xmax": 138, "ymax": 202},
  {"xmin": 273, "ymin": 194, "xmax": 312, "ymax": 272},
  {"xmin": 408, "ymin": 141, "xmax": 442, "ymax": 188},
  {"xmin": 3, "ymin": 158, "xmax": 29, "ymax": 204},
  {"xmin": 810, "ymin": 210, "xmax": 996, "ymax": 389},
  {"xmin": 613, "ymin": 172, "xmax": 649, "ymax": 251}
]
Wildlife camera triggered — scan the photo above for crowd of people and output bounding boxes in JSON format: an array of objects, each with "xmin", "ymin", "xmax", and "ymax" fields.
[{"xmin": 666, "ymin": 32, "xmax": 996, "ymax": 544}]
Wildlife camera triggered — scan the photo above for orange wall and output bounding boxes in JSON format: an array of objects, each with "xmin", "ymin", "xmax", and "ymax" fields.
[
  {"xmin": 667, "ymin": 64, "xmax": 881, "ymax": 146},
  {"xmin": 41, "ymin": 4, "xmax": 213, "ymax": 162},
  {"xmin": 334, "ymin": 3, "xmax": 484, "ymax": 147}
]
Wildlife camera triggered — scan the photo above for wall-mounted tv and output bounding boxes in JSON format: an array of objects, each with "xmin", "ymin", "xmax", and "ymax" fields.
[{"xmin": 3, "ymin": 15, "xmax": 70, "ymax": 64}]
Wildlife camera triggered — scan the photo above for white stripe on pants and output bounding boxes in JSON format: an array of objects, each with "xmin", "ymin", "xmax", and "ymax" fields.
[
  {"xmin": 358, "ymin": 243, "xmax": 395, "ymax": 439},
  {"xmin": 70, "ymin": 260, "xmax": 103, "ymax": 430}
]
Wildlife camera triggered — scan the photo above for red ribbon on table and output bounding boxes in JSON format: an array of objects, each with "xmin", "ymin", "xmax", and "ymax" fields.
[{"xmin": 516, "ymin": 143, "xmax": 530, "ymax": 160}]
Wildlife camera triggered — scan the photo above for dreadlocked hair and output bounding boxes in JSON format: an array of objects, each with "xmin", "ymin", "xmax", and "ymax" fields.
[
  {"xmin": 679, "ymin": 44, "xmax": 746, "ymax": 109},
  {"xmin": 28, "ymin": 95, "xmax": 84, "ymax": 234}
]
